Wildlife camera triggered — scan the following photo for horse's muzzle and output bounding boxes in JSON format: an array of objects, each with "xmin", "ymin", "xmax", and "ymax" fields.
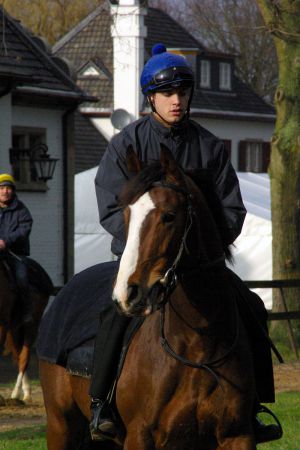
[{"xmin": 113, "ymin": 282, "xmax": 165, "ymax": 317}]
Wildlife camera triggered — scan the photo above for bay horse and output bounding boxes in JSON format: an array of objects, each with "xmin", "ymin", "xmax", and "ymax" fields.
[
  {"xmin": 0, "ymin": 255, "xmax": 52, "ymax": 401},
  {"xmin": 39, "ymin": 146, "xmax": 256, "ymax": 449}
]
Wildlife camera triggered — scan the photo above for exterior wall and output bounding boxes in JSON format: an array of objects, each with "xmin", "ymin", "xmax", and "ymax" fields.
[
  {"xmin": 11, "ymin": 106, "xmax": 65, "ymax": 286},
  {"xmin": 0, "ymin": 93, "xmax": 12, "ymax": 168},
  {"xmin": 192, "ymin": 117, "xmax": 275, "ymax": 170},
  {"xmin": 90, "ymin": 115, "xmax": 275, "ymax": 172}
]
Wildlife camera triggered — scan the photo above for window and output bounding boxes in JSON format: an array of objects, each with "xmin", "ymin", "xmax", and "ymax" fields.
[
  {"xmin": 219, "ymin": 62, "xmax": 231, "ymax": 90},
  {"xmin": 238, "ymin": 140, "xmax": 271, "ymax": 173},
  {"xmin": 200, "ymin": 60, "xmax": 211, "ymax": 88},
  {"xmin": 78, "ymin": 61, "xmax": 110, "ymax": 80},
  {"xmin": 10, "ymin": 127, "xmax": 47, "ymax": 187}
]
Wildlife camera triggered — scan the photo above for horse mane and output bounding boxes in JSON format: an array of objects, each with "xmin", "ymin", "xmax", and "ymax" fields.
[
  {"xmin": 119, "ymin": 161, "xmax": 166, "ymax": 206},
  {"xmin": 119, "ymin": 161, "xmax": 232, "ymax": 262},
  {"xmin": 185, "ymin": 169, "xmax": 233, "ymax": 262}
]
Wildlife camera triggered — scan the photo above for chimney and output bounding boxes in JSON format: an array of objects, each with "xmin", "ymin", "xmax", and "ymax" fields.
[{"xmin": 110, "ymin": 0, "xmax": 147, "ymax": 122}]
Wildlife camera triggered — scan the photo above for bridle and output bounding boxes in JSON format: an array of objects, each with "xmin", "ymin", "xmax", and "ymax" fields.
[
  {"xmin": 151, "ymin": 180, "xmax": 225, "ymax": 304},
  {"xmin": 149, "ymin": 180, "xmax": 238, "ymax": 385}
]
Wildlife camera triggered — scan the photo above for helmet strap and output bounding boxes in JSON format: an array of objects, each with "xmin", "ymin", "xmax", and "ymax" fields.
[{"xmin": 147, "ymin": 87, "xmax": 193, "ymax": 128}]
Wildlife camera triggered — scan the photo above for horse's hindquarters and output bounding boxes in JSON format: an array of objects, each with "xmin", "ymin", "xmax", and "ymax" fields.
[{"xmin": 39, "ymin": 360, "xmax": 92, "ymax": 450}]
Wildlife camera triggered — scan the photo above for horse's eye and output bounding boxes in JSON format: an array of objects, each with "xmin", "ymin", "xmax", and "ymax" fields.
[{"xmin": 162, "ymin": 212, "xmax": 175, "ymax": 223}]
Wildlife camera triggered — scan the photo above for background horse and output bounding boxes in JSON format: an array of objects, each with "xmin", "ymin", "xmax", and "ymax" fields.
[
  {"xmin": 39, "ymin": 146, "xmax": 256, "ymax": 449},
  {"xmin": 0, "ymin": 256, "xmax": 52, "ymax": 401}
]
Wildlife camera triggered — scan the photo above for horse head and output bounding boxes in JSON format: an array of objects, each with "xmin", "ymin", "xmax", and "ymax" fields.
[{"xmin": 112, "ymin": 144, "xmax": 226, "ymax": 316}]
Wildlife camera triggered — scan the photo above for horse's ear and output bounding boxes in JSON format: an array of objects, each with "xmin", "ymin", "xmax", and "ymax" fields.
[
  {"xmin": 160, "ymin": 143, "xmax": 183, "ymax": 184},
  {"xmin": 126, "ymin": 145, "xmax": 142, "ymax": 174}
]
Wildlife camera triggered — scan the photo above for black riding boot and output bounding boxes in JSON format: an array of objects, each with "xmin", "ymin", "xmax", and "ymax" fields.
[
  {"xmin": 8, "ymin": 255, "xmax": 33, "ymax": 325},
  {"xmin": 89, "ymin": 305, "xmax": 131, "ymax": 441}
]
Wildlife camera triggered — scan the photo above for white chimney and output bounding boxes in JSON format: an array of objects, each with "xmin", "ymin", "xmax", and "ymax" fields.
[{"xmin": 110, "ymin": 0, "xmax": 147, "ymax": 122}]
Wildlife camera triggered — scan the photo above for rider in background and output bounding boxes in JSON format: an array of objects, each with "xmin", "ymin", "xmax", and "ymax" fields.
[
  {"xmin": 0, "ymin": 173, "xmax": 33, "ymax": 325},
  {"xmin": 89, "ymin": 44, "xmax": 282, "ymax": 444}
]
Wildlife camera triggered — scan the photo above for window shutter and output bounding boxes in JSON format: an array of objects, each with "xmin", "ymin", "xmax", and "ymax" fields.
[
  {"xmin": 262, "ymin": 142, "xmax": 271, "ymax": 172},
  {"xmin": 238, "ymin": 140, "xmax": 247, "ymax": 171},
  {"xmin": 222, "ymin": 139, "xmax": 232, "ymax": 159}
]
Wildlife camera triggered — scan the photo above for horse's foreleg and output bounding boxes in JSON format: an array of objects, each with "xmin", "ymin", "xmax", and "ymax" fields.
[
  {"xmin": 217, "ymin": 436, "xmax": 256, "ymax": 450},
  {"xmin": 11, "ymin": 371, "xmax": 23, "ymax": 400},
  {"xmin": 18, "ymin": 344, "xmax": 31, "ymax": 401},
  {"xmin": 21, "ymin": 371, "xmax": 31, "ymax": 401},
  {"xmin": 11, "ymin": 344, "xmax": 31, "ymax": 401},
  {"xmin": 124, "ymin": 425, "xmax": 155, "ymax": 450}
]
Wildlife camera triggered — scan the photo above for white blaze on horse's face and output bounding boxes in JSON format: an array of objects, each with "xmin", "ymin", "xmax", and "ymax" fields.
[{"xmin": 112, "ymin": 192, "xmax": 155, "ymax": 311}]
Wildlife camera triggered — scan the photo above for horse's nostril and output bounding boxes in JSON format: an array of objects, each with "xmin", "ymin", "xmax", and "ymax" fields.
[{"xmin": 128, "ymin": 284, "xmax": 139, "ymax": 302}]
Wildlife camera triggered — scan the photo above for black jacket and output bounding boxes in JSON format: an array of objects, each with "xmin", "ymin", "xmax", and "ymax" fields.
[
  {"xmin": 95, "ymin": 114, "xmax": 246, "ymax": 256},
  {"xmin": 0, "ymin": 195, "xmax": 33, "ymax": 255}
]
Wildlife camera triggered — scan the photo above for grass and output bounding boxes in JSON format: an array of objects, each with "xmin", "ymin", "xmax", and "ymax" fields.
[
  {"xmin": 259, "ymin": 391, "xmax": 300, "ymax": 450},
  {"xmin": 0, "ymin": 425, "xmax": 47, "ymax": 450}
]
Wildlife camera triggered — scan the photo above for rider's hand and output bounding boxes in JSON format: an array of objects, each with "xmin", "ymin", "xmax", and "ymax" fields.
[{"xmin": 0, "ymin": 239, "xmax": 7, "ymax": 250}]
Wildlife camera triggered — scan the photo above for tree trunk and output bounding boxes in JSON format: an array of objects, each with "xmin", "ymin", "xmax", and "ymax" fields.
[{"xmin": 256, "ymin": 0, "xmax": 300, "ymax": 340}]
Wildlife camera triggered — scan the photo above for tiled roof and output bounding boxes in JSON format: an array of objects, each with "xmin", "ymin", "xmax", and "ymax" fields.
[
  {"xmin": 193, "ymin": 77, "xmax": 274, "ymax": 117},
  {"xmin": 54, "ymin": 6, "xmax": 274, "ymax": 117},
  {"xmin": 53, "ymin": 4, "xmax": 112, "ymax": 109},
  {"xmin": 0, "ymin": 6, "xmax": 90, "ymax": 101},
  {"xmin": 144, "ymin": 8, "xmax": 203, "ymax": 56},
  {"xmin": 74, "ymin": 111, "xmax": 108, "ymax": 174}
]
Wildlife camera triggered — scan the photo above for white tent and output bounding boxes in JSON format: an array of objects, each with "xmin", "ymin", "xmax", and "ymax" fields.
[
  {"xmin": 228, "ymin": 173, "xmax": 272, "ymax": 308},
  {"xmin": 74, "ymin": 167, "xmax": 114, "ymax": 274},
  {"xmin": 74, "ymin": 169, "xmax": 272, "ymax": 308}
]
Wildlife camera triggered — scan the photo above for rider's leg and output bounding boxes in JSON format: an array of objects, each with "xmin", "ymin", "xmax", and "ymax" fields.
[
  {"xmin": 227, "ymin": 268, "xmax": 282, "ymax": 443},
  {"xmin": 89, "ymin": 304, "xmax": 131, "ymax": 441},
  {"xmin": 14, "ymin": 258, "xmax": 33, "ymax": 325}
]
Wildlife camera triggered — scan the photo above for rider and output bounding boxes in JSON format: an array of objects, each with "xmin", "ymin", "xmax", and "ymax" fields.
[
  {"xmin": 0, "ymin": 173, "xmax": 33, "ymax": 325},
  {"xmin": 89, "ymin": 44, "xmax": 282, "ymax": 443}
]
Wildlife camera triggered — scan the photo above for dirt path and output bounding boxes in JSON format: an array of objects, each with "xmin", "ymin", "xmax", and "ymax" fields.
[
  {"xmin": 0, "ymin": 355, "xmax": 300, "ymax": 433},
  {"xmin": 0, "ymin": 353, "xmax": 46, "ymax": 433}
]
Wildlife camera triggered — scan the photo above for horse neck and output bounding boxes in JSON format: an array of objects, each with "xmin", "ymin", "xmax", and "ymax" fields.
[
  {"xmin": 184, "ymin": 183, "xmax": 225, "ymax": 267},
  {"xmin": 170, "ymin": 269, "xmax": 234, "ymax": 335}
]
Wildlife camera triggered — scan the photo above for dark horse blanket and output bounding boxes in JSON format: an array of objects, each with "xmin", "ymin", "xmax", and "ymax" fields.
[
  {"xmin": 36, "ymin": 261, "xmax": 119, "ymax": 368},
  {"xmin": 26, "ymin": 256, "xmax": 54, "ymax": 296}
]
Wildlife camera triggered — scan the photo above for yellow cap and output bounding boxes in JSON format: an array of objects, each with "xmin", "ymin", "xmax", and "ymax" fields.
[{"xmin": 0, "ymin": 173, "xmax": 16, "ymax": 187}]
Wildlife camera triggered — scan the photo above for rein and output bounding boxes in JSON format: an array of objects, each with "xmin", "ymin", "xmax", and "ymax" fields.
[
  {"xmin": 159, "ymin": 296, "xmax": 240, "ymax": 387},
  {"xmin": 150, "ymin": 181, "xmax": 238, "ymax": 384}
]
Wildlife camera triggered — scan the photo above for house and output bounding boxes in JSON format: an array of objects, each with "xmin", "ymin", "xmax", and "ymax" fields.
[
  {"xmin": 0, "ymin": 6, "xmax": 94, "ymax": 285},
  {"xmin": 53, "ymin": 0, "xmax": 275, "ymax": 174}
]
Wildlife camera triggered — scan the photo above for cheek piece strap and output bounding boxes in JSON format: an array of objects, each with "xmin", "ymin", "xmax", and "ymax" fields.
[{"xmin": 147, "ymin": 86, "xmax": 194, "ymax": 127}]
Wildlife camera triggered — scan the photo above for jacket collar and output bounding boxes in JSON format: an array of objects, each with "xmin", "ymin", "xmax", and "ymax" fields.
[
  {"xmin": 2, "ymin": 195, "xmax": 18, "ymax": 211},
  {"xmin": 149, "ymin": 114, "xmax": 189, "ymax": 140}
]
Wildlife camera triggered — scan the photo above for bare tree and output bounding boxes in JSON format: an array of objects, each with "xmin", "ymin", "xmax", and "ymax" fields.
[
  {"xmin": 1, "ymin": 0, "xmax": 106, "ymax": 45},
  {"xmin": 255, "ymin": 0, "xmax": 300, "ymax": 342},
  {"xmin": 150, "ymin": 0, "xmax": 278, "ymax": 102}
]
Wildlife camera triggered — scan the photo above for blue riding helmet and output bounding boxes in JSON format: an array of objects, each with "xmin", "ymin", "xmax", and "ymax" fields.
[{"xmin": 140, "ymin": 43, "xmax": 194, "ymax": 96}]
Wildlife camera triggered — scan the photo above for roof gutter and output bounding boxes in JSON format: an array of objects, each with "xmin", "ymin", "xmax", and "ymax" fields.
[
  {"xmin": 190, "ymin": 108, "xmax": 276, "ymax": 121},
  {"xmin": 15, "ymin": 85, "xmax": 97, "ymax": 103}
]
